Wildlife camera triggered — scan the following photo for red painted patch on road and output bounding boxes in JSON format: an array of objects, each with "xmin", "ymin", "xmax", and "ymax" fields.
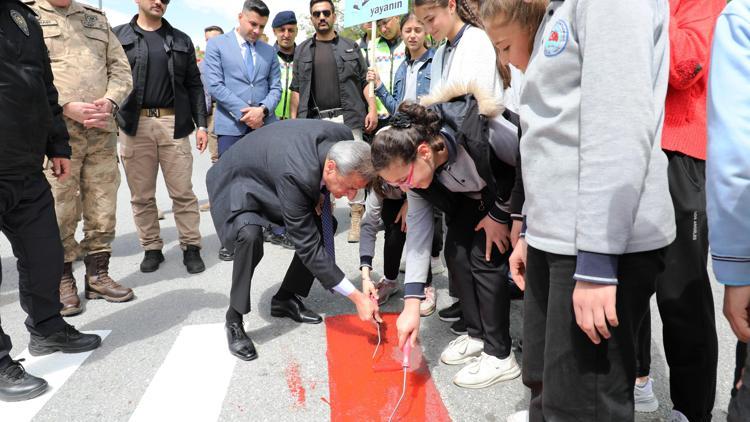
[
  {"xmin": 285, "ymin": 360, "xmax": 306, "ymax": 407},
  {"xmin": 325, "ymin": 314, "xmax": 451, "ymax": 421}
]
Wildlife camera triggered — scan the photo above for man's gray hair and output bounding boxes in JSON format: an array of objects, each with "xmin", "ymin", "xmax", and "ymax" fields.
[{"xmin": 326, "ymin": 141, "xmax": 376, "ymax": 180}]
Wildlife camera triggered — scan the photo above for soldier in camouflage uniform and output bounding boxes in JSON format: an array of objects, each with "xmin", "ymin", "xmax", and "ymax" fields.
[{"xmin": 27, "ymin": 0, "xmax": 134, "ymax": 316}]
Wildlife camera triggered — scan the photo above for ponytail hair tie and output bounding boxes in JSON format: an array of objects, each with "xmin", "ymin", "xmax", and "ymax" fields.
[{"xmin": 390, "ymin": 112, "xmax": 412, "ymax": 129}]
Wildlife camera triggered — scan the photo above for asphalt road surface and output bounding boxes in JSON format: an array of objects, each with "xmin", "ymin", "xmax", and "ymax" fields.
[{"xmin": 0, "ymin": 137, "xmax": 738, "ymax": 421}]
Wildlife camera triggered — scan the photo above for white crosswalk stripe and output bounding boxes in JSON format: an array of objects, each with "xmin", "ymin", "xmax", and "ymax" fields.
[
  {"xmin": 0, "ymin": 330, "xmax": 111, "ymax": 422},
  {"xmin": 129, "ymin": 323, "xmax": 237, "ymax": 422}
]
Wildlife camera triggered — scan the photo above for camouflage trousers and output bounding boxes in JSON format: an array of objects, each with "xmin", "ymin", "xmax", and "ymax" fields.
[
  {"xmin": 207, "ymin": 108, "xmax": 218, "ymax": 163},
  {"xmin": 45, "ymin": 118, "xmax": 120, "ymax": 263}
]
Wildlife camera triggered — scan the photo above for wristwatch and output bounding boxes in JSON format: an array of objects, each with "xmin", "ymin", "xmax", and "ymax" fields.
[
  {"xmin": 107, "ymin": 98, "xmax": 119, "ymax": 116},
  {"xmin": 261, "ymin": 104, "xmax": 269, "ymax": 117},
  {"xmin": 198, "ymin": 127, "xmax": 208, "ymax": 132}
]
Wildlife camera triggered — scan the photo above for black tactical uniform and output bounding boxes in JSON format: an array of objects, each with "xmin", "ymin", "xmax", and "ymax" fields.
[{"xmin": 0, "ymin": 0, "xmax": 70, "ymax": 367}]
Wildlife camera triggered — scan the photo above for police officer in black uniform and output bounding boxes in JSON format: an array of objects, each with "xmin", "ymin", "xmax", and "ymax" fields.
[{"xmin": 0, "ymin": 0, "xmax": 102, "ymax": 402}]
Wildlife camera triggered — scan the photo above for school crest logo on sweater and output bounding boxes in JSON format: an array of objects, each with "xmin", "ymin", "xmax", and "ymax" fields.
[{"xmin": 544, "ymin": 20, "xmax": 569, "ymax": 57}]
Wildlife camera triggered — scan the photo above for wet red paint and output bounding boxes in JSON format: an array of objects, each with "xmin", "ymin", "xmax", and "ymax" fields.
[
  {"xmin": 325, "ymin": 314, "xmax": 451, "ymax": 422},
  {"xmin": 285, "ymin": 360, "xmax": 306, "ymax": 407}
]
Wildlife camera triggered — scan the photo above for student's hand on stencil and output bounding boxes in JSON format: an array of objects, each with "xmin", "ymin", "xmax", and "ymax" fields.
[
  {"xmin": 724, "ymin": 285, "xmax": 750, "ymax": 343},
  {"xmin": 397, "ymin": 299, "xmax": 421, "ymax": 349},
  {"xmin": 361, "ymin": 270, "xmax": 378, "ymax": 300},
  {"xmin": 572, "ymin": 281, "xmax": 619, "ymax": 345},
  {"xmin": 509, "ymin": 238, "xmax": 527, "ymax": 291},
  {"xmin": 475, "ymin": 215, "xmax": 511, "ymax": 261}
]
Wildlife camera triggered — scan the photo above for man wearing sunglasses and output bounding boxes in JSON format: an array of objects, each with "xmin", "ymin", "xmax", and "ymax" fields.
[
  {"xmin": 290, "ymin": 0, "xmax": 378, "ymax": 244},
  {"xmin": 113, "ymin": 0, "xmax": 208, "ymax": 276}
]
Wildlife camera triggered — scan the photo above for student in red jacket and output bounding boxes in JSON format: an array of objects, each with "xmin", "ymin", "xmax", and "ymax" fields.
[{"xmin": 634, "ymin": 1, "xmax": 725, "ymax": 420}]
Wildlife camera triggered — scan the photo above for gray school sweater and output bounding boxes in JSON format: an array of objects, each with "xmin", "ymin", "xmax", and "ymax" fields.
[{"xmin": 519, "ymin": 0, "xmax": 676, "ymax": 283}]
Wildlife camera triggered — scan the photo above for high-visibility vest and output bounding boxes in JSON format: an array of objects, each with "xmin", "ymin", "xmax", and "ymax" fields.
[
  {"xmin": 372, "ymin": 37, "xmax": 406, "ymax": 118},
  {"xmin": 275, "ymin": 53, "xmax": 294, "ymax": 120}
]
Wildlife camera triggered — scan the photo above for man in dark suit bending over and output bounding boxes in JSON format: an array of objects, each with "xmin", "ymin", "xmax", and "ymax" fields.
[{"xmin": 207, "ymin": 119, "xmax": 381, "ymax": 361}]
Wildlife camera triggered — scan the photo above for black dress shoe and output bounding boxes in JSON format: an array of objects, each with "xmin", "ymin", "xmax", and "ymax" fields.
[
  {"xmin": 225, "ymin": 322, "xmax": 258, "ymax": 361},
  {"xmin": 28, "ymin": 324, "xmax": 101, "ymax": 356},
  {"xmin": 140, "ymin": 250, "xmax": 165, "ymax": 273},
  {"xmin": 218, "ymin": 247, "xmax": 234, "ymax": 262},
  {"xmin": 0, "ymin": 359, "xmax": 48, "ymax": 402},
  {"xmin": 270, "ymin": 296, "xmax": 322, "ymax": 324},
  {"xmin": 183, "ymin": 245, "xmax": 206, "ymax": 274},
  {"xmin": 278, "ymin": 234, "xmax": 295, "ymax": 250}
]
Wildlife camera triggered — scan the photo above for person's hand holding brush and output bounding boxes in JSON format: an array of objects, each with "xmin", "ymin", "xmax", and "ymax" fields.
[
  {"xmin": 350, "ymin": 289, "xmax": 382, "ymax": 323},
  {"xmin": 397, "ymin": 298, "xmax": 421, "ymax": 349}
]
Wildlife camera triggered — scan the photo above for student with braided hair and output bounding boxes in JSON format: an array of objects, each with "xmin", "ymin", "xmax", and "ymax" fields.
[
  {"xmin": 415, "ymin": 0, "xmax": 504, "ymax": 103},
  {"xmin": 372, "ymin": 88, "xmax": 522, "ymax": 389},
  {"xmin": 413, "ymin": 0, "xmax": 509, "ymax": 335}
]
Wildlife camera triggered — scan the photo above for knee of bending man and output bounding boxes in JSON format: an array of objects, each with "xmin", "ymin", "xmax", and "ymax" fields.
[{"xmin": 235, "ymin": 225, "xmax": 263, "ymax": 247}]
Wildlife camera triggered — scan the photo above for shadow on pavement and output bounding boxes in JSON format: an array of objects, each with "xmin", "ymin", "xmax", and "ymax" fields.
[{"xmin": 81, "ymin": 288, "xmax": 226, "ymax": 363}]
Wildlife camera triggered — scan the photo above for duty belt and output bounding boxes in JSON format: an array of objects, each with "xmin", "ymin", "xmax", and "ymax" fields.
[
  {"xmin": 140, "ymin": 108, "xmax": 175, "ymax": 118},
  {"xmin": 316, "ymin": 108, "xmax": 344, "ymax": 120}
]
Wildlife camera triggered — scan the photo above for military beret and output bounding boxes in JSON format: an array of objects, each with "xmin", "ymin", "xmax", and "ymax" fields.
[{"xmin": 272, "ymin": 11, "xmax": 297, "ymax": 29}]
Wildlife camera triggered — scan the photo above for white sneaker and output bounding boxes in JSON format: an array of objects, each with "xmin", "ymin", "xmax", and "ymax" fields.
[
  {"xmin": 431, "ymin": 256, "xmax": 445, "ymax": 275},
  {"xmin": 440, "ymin": 335, "xmax": 484, "ymax": 365},
  {"xmin": 453, "ymin": 352, "xmax": 521, "ymax": 389},
  {"xmin": 375, "ymin": 278, "xmax": 399, "ymax": 305},
  {"xmin": 506, "ymin": 410, "xmax": 529, "ymax": 422},
  {"xmin": 420, "ymin": 286, "xmax": 437, "ymax": 316},
  {"xmin": 668, "ymin": 410, "xmax": 689, "ymax": 422},
  {"xmin": 634, "ymin": 377, "xmax": 659, "ymax": 413}
]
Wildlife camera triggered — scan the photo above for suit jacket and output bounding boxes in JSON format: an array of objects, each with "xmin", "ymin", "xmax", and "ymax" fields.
[
  {"xmin": 204, "ymin": 31, "xmax": 281, "ymax": 136},
  {"xmin": 206, "ymin": 119, "xmax": 354, "ymax": 289}
]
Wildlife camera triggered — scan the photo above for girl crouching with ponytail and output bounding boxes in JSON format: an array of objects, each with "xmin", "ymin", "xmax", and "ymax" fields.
[{"xmin": 372, "ymin": 92, "xmax": 522, "ymax": 389}]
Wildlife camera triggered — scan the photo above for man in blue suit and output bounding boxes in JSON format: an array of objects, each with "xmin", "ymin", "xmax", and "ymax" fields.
[{"xmin": 204, "ymin": 0, "xmax": 281, "ymax": 157}]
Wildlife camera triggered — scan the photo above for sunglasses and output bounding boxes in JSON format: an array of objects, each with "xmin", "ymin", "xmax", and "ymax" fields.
[{"xmin": 312, "ymin": 10, "xmax": 332, "ymax": 18}]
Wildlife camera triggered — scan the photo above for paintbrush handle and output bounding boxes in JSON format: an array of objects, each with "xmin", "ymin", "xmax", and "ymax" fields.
[{"xmin": 402, "ymin": 342, "xmax": 412, "ymax": 368}]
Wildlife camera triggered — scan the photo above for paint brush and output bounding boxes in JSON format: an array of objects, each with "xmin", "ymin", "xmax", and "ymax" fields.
[
  {"xmin": 388, "ymin": 342, "xmax": 412, "ymax": 422},
  {"xmin": 371, "ymin": 297, "xmax": 381, "ymax": 359}
]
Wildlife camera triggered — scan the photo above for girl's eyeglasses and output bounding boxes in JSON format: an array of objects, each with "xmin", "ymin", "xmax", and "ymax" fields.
[{"xmin": 386, "ymin": 161, "xmax": 415, "ymax": 189}]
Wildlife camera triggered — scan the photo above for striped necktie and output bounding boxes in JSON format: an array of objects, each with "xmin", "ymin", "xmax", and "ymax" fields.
[
  {"xmin": 320, "ymin": 186, "xmax": 335, "ymax": 262},
  {"xmin": 245, "ymin": 41, "xmax": 255, "ymax": 79}
]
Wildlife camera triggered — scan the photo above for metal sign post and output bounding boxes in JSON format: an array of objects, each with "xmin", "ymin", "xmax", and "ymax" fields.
[{"xmin": 344, "ymin": 0, "xmax": 409, "ymax": 100}]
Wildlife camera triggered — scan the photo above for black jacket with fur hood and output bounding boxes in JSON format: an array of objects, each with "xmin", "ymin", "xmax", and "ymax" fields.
[{"xmin": 412, "ymin": 83, "xmax": 520, "ymax": 223}]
